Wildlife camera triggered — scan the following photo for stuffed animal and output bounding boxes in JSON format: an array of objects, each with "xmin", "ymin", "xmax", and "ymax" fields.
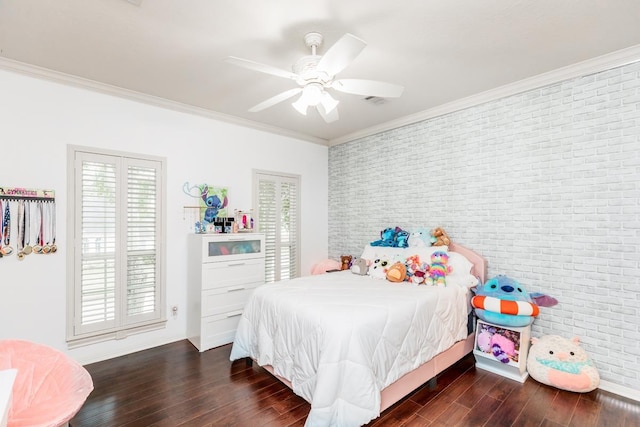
[
  {"xmin": 310, "ymin": 259, "xmax": 341, "ymax": 275},
  {"xmin": 369, "ymin": 256, "xmax": 391, "ymax": 279},
  {"xmin": 386, "ymin": 262, "xmax": 407, "ymax": 282},
  {"xmin": 370, "ymin": 228, "xmax": 397, "ymax": 247},
  {"xmin": 370, "ymin": 226, "xmax": 410, "ymax": 248},
  {"xmin": 476, "ymin": 323, "xmax": 520, "ymax": 364},
  {"xmin": 408, "ymin": 228, "xmax": 431, "ymax": 247},
  {"xmin": 430, "ymin": 227, "xmax": 451, "ymax": 246},
  {"xmin": 471, "ymin": 275, "xmax": 557, "ymax": 327},
  {"xmin": 527, "ymin": 335, "xmax": 600, "ymax": 393},
  {"xmin": 340, "ymin": 255, "xmax": 352, "ymax": 270},
  {"xmin": 490, "ymin": 333, "xmax": 517, "ymax": 364},
  {"xmin": 395, "ymin": 229, "xmax": 410, "ymax": 248},
  {"xmin": 425, "ymin": 251, "xmax": 451, "ymax": 287},
  {"xmin": 350, "ymin": 258, "xmax": 369, "ymax": 275}
]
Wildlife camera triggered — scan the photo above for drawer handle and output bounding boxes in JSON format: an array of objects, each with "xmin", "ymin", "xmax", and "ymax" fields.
[
  {"xmin": 226, "ymin": 311, "xmax": 243, "ymax": 318},
  {"xmin": 227, "ymin": 262, "xmax": 246, "ymax": 267},
  {"xmin": 227, "ymin": 286, "xmax": 246, "ymax": 292}
]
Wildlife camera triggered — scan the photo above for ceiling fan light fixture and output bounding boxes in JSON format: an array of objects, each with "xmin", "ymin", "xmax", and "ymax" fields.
[
  {"xmin": 292, "ymin": 97, "xmax": 309, "ymax": 115},
  {"xmin": 320, "ymin": 92, "xmax": 339, "ymax": 114}
]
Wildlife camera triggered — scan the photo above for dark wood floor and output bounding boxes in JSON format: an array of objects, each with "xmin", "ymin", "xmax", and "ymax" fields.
[{"xmin": 71, "ymin": 339, "xmax": 640, "ymax": 427}]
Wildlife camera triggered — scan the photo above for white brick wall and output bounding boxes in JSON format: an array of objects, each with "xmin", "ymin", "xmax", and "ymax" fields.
[{"xmin": 328, "ymin": 61, "xmax": 640, "ymax": 390}]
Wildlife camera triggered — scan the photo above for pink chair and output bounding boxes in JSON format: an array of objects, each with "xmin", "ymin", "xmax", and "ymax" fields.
[{"xmin": 0, "ymin": 340, "xmax": 93, "ymax": 427}]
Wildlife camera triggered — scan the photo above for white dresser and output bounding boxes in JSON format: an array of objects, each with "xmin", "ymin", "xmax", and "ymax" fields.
[{"xmin": 187, "ymin": 233, "xmax": 265, "ymax": 352}]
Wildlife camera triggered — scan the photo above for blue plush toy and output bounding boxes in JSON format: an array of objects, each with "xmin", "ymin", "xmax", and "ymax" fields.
[
  {"xmin": 408, "ymin": 228, "xmax": 431, "ymax": 247},
  {"xmin": 370, "ymin": 227, "xmax": 397, "ymax": 247},
  {"xmin": 370, "ymin": 227, "xmax": 410, "ymax": 248},
  {"xmin": 471, "ymin": 275, "xmax": 557, "ymax": 327}
]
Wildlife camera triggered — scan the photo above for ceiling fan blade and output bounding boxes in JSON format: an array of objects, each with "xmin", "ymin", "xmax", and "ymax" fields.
[
  {"xmin": 331, "ymin": 79, "xmax": 404, "ymax": 98},
  {"xmin": 225, "ymin": 56, "xmax": 298, "ymax": 80},
  {"xmin": 248, "ymin": 88, "xmax": 302, "ymax": 112},
  {"xmin": 317, "ymin": 33, "xmax": 367, "ymax": 76},
  {"xmin": 317, "ymin": 103, "xmax": 339, "ymax": 123}
]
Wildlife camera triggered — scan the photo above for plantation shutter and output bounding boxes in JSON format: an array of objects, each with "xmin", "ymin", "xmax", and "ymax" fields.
[
  {"xmin": 255, "ymin": 171, "xmax": 300, "ymax": 283},
  {"xmin": 72, "ymin": 150, "xmax": 164, "ymax": 339}
]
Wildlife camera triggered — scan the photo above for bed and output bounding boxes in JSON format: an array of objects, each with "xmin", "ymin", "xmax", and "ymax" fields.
[{"xmin": 230, "ymin": 242, "xmax": 487, "ymax": 427}]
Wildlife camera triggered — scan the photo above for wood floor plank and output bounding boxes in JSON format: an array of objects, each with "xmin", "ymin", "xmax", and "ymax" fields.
[
  {"xmin": 568, "ymin": 396, "xmax": 600, "ymax": 427},
  {"xmin": 69, "ymin": 340, "xmax": 640, "ymax": 427}
]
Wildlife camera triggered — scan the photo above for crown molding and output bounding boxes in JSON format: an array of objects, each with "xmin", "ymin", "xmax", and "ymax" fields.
[
  {"xmin": 329, "ymin": 43, "xmax": 640, "ymax": 146},
  {"xmin": 0, "ymin": 57, "xmax": 328, "ymax": 146}
]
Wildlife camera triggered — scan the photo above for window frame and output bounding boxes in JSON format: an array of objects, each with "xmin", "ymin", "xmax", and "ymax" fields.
[
  {"xmin": 66, "ymin": 145, "xmax": 167, "ymax": 348},
  {"xmin": 252, "ymin": 169, "xmax": 301, "ymax": 282}
]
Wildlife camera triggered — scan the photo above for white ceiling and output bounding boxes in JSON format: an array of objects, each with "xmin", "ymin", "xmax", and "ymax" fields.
[{"xmin": 2, "ymin": 0, "xmax": 640, "ymax": 145}]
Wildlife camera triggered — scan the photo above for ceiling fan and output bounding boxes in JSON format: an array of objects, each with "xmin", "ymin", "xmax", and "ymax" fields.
[{"xmin": 225, "ymin": 32, "xmax": 404, "ymax": 123}]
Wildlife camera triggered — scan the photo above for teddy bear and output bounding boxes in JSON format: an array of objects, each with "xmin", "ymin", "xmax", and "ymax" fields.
[
  {"xmin": 430, "ymin": 227, "xmax": 451, "ymax": 246},
  {"xmin": 527, "ymin": 335, "xmax": 600, "ymax": 393},
  {"xmin": 425, "ymin": 251, "xmax": 451, "ymax": 287},
  {"xmin": 340, "ymin": 255, "xmax": 352, "ymax": 270}
]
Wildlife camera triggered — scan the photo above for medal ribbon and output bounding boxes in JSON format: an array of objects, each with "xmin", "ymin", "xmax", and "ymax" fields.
[
  {"xmin": 2, "ymin": 201, "xmax": 9, "ymax": 246},
  {"xmin": 17, "ymin": 200, "xmax": 24, "ymax": 251}
]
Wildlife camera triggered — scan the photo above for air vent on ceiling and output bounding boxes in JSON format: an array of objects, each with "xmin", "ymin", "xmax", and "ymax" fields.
[{"xmin": 362, "ymin": 96, "xmax": 388, "ymax": 105}]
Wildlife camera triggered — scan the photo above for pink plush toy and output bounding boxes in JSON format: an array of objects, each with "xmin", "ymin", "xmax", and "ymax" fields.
[
  {"xmin": 527, "ymin": 335, "xmax": 600, "ymax": 393},
  {"xmin": 310, "ymin": 259, "xmax": 341, "ymax": 275}
]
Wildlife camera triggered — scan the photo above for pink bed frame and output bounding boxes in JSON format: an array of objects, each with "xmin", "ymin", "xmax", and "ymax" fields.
[{"xmin": 259, "ymin": 242, "xmax": 487, "ymax": 415}]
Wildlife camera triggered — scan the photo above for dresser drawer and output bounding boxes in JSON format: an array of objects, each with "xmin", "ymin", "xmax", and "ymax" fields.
[
  {"xmin": 200, "ymin": 312, "xmax": 244, "ymax": 349},
  {"xmin": 202, "ymin": 285, "xmax": 259, "ymax": 317},
  {"xmin": 202, "ymin": 258, "xmax": 265, "ymax": 290}
]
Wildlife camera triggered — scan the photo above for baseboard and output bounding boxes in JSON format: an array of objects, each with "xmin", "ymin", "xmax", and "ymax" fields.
[
  {"xmin": 73, "ymin": 334, "xmax": 186, "ymax": 365},
  {"xmin": 598, "ymin": 380, "xmax": 640, "ymax": 402}
]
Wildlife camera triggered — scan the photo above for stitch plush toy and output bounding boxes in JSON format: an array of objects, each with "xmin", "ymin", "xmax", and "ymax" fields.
[
  {"xmin": 471, "ymin": 275, "xmax": 557, "ymax": 327},
  {"xmin": 425, "ymin": 251, "xmax": 451, "ymax": 286},
  {"xmin": 370, "ymin": 228, "xmax": 397, "ymax": 247},
  {"xmin": 527, "ymin": 335, "xmax": 600, "ymax": 393}
]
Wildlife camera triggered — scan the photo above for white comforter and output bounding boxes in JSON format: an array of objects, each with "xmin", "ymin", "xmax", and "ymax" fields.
[{"xmin": 230, "ymin": 272, "xmax": 470, "ymax": 427}]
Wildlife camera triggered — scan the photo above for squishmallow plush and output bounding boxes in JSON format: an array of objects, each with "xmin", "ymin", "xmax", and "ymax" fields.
[
  {"xmin": 350, "ymin": 258, "xmax": 369, "ymax": 275},
  {"xmin": 369, "ymin": 256, "xmax": 391, "ymax": 279},
  {"xmin": 408, "ymin": 228, "xmax": 431, "ymax": 247},
  {"xmin": 527, "ymin": 335, "xmax": 600, "ymax": 393},
  {"xmin": 386, "ymin": 262, "xmax": 407, "ymax": 282}
]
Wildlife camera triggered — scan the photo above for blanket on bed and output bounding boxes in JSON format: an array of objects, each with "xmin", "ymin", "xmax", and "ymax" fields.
[{"xmin": 230, "ymin": 272, "xmax": 470, "ymax": 427}]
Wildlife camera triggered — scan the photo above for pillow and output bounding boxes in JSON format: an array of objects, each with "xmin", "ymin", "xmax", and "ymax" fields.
[
  {"xmin": 360, "ymin": 245, "xmax": 408, "ymax": 264},
  {"xmin": 447, "ymin": 251, "xmax": 474, "ymax": 277}
]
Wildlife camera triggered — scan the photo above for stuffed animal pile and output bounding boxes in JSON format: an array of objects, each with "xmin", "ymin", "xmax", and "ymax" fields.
[{"xmin": 370, "ymin": 227, "xmax": 410, "ymax": 248}]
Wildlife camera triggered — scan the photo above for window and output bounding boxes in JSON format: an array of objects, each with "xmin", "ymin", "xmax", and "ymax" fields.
[
  {"xmin": 253, "ymin": 170, "xmax": 300, "ymax": 282},
  {"xmin": 67, "ymin": 146, "xmax": 166, "ymax": 346}
]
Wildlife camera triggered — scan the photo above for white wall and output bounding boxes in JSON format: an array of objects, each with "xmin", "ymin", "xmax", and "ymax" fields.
[
  {"xmin": 0, "ymin": 68, "xmax": 328, "ymax": 364},
  {"xmin": 329, "ymin": 61, "xmax": 640, "ymax": 395}
]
